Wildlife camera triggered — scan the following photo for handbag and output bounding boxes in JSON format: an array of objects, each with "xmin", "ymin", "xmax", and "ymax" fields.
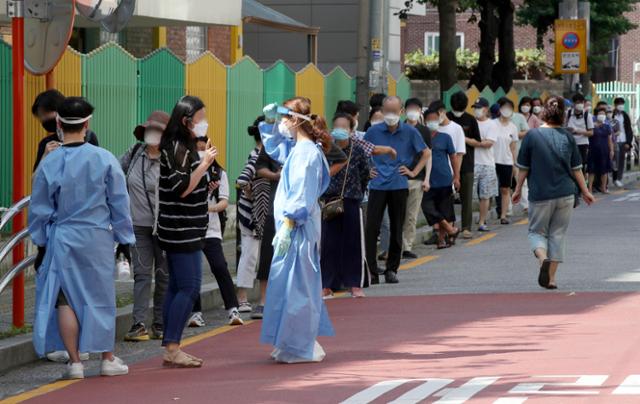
[
  {"xmin": 538, "ymin": 127, "xmax": 582, "ymax": 208},
  {"xmin": 321, "ymin": 144, "xmax": 353, "ymax": 221}
]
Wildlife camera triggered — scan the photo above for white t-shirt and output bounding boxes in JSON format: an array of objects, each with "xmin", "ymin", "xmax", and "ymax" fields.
[
  {"xmin": 205, "ymin": 170, "xmax": 229, "ymax": 240},
  {"xmin": 492, "ymin": 119, "xmax": 519, "ymax": 165},
  {"xmin": 438, "ymin": 121, "xmax": 466, "ymax": 155},
  {"xmin": 615, "ymin": 111, "xmax": 627, "ymax": 143},
  {"xmin": 567, "ymin": 111, "xmax": 594, "ymax": 145},
  {"xmin": 475, "ymin": 119, "xmax": 498, "ymax": 166}
]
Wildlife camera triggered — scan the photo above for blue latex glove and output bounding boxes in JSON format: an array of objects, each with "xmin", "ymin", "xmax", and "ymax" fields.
[
  {"xmin": 263, "ymin": 103, "xmax": 279, "ymax": 122},
  {"xmin": 272, "ymin": 219, "xmax": 294, "ymax": 257}
]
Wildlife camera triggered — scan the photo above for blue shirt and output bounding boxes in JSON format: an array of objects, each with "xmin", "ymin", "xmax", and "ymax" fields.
[
  {"xmin": 364, "ymin": 122, "xmax": 427, "ymax": 190},
  {"xmin": 429, "ymin": 131, "xmax": 456, "ymax": 188}
]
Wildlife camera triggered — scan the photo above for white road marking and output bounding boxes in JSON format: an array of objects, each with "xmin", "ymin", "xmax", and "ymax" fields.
[
  {"xmin": 340, "ymin": 379, "xmax": 412, "ymax": 404},
  {"xmin": 493, "ymin": 398, "xmax": 528, "ymax": 404},
  {"xmin": 613, "ymin": 192, "xmax": 640, "ymax": 202},
  {"xmin": 509, "ymin": 375, "xmax": 608, "ymax": 395},
  {"xmin": 606, "ymin": 269, "xmax": 640, "ymax": 282},
  {"xmin": 433, "ymin": 377, "xmax": 500, "ymax": 403},
  {"xmin": 613, "ymin": 375, "xmax": 640, "ymax": 395},
  {"xmin": 388, "ymin": 378, "xmax": 454, "ymax": 404}
]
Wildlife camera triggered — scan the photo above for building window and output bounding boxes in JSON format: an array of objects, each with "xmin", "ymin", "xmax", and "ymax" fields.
[
  {"xmin": 424, "ymin": 32, "xmax": 464, "ymax": 55},
  {"xmin": 100, "ymin": 29, "xmax": 119, "ymax": 45},
  {"xmin": 186, "ymin": 26, "xmax": 207, "ymax": 62}
]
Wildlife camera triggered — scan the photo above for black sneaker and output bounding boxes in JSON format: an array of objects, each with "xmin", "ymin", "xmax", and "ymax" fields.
[
  {"xmin": 402, "ymin": 251, "xmax": 418, "ymax": 259},
  {"xmin": 370, "ymin": 273, "xmax": 380, "ymax": 285},
  {"xmin": 149, "ymin": 323, "xmax": 163, "ymax": 340},
  {"xmin": 377, "ymin": 252, "xmax": 388, "ymax": 261},
  {"xmin": 124, "ymin": 322, "xmax": 149, "ymax": 342},
  {"xmin": 251, "ymin": 305, "xmax": 264, "ymax": 320},
  {"xmin": 423, "ymin": 233, "xmax": 438, "ymax": 245},
  {"xmin": 384, "ymin": 271, "xmax": 399, "ymax": 284}
]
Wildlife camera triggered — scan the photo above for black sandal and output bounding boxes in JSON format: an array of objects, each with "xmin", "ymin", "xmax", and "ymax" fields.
[
  {"xmin": 545, "ymin": 284, "xmax": 558, "ymax": 290},
  {"xmin": 538, "ymin": 259, "xmax": 551, "ymax": 288},
  {"xmin": 437, "ymin": 241, "xmax": 450, "ymax": 249},
  {"xmin": 448, "ymin": 229, "xmax": 460, "ymax": 246}
]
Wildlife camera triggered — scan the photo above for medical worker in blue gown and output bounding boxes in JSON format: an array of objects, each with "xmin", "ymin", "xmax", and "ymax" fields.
[
  {"xmin": 259, "ymin": 97, "xmax": 335, "ymax": 363},
  {"xmin": 28, "ymin": 97, "xmax": 135, "ymax": 379}
]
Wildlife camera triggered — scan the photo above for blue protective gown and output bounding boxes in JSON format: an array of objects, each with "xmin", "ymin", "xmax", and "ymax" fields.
[
  {"xmin": 28, "ymin": 143, "xmax": 135, "ymax": 357},
  {"xmin": 258, "ymin": 122, "xmax": 335, "ymax": 360}
]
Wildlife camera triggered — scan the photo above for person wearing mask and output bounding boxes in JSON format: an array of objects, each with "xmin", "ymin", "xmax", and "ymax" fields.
[
  {"xmin": 587, "ymin": 107, "xmax": 614, "ymax": 194},
  {"xmin": 447, "ymin": 91, "xmax": 481, "ymax": 239},
  {"xmin": 336, "ymin": 100, "xmax": 397, "ymax": 159},
  {"xmin": 369, "ymin": 106, "xmax": 391, "ymax": 260},
  {"xmin": 32, "ymin": 89, "xmax": 100, "ymax": 171},
  {"xmin": 493, "ymin": 97, "xmax": 519, "ymax": 225},
  {"xmin": 364, "ymin": 96, "xmax": 429, "ymax": 284},
  {"xmin": 252, "ymin": 143, "xmax": 283, "ymax": 319},
  {"xmin": 158, "ymin": 95, "xmax": 217, "ymax": 368},
  {"xmin": 513, "ymin": 96, "xmax": 595, "ymax": 289},
  {"xmin": 612, "ymin": 97, "xmax": 634, "ymax": 188},
  {"xmin": 422, "ymin": 108, "xmax": 460, "ymax": 249},
  {"xmin": 565, "ymin": 93, "xmax": 594, "ymax": 175},
  {"xmin": 531, "ymin": 98, "xmax": 543, "ymax": 117},
  {"xmin": 401, "ymin": 98, "xmax": 432, "ymax": 258},
  {"xmin": 29, "ymin": 97, "xmax": 134, "ymax": 379},
  {"xmin": 471, "ymin": 98, "xmax": 499, "ymax": 231},
  {"xmin": 259, "ymin": 97, "xmax": 334, "ymax": 363},
  {"xmin": 321, "ymin": 113, "xmax": 371, "ymax": 298},
  {"xmin": 188, "ymin": 137, "xmax": 243, "ymax": 327},
  {"xmin": 119, "ymin": 111, "xmax": 170, "ymax": 342},
  {"xmin": 364, "ymin": 93, "xmax": 387, "ymax": 131},
  {"xmin": 235, "ymin": 116, "xmax": 265, "ymax": 314},
  {"xmin": 519, "ymin": 97, "xmax": 541, "ymax": 130}
]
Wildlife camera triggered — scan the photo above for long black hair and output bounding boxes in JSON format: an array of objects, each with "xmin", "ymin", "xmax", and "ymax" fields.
[{"xmin": 161, "ymin": 95, "xmax": 205, "ymax": 152}]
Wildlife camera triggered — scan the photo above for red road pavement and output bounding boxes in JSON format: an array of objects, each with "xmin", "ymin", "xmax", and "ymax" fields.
[{"xmin": 21, "ymin": 293, "xmax": 640, "ymax": 403}]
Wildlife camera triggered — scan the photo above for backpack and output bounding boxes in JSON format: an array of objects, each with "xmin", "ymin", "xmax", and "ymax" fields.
[{"xmin": 565, "ymin": 109, "xmax": 590, "ymax": 128}]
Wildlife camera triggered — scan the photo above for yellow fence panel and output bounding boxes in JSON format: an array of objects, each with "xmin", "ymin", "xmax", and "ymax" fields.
[
  {"xmin": 465, "ymin": 85, "xmax": 480, "ymax": 114},
  {"xmin": 185, "ymin": 52, "xmax": 227, "ymax": 167},
  {"xmin": 24, "ymin": 72, "xmax": 46, "ymax": 192},
  {"xmin": 55, "ymin": 47, "xmax": 83, "ymax": 97},
  {"xmin": 506, "ymin": 88, "xmax": 520, "ymax": 110},
  {"xmin": 387, "ymin": 73, "xmax": 397, "ymax": 97},
  {"xmin": 295, "ymin": 64, "xmax": 325, "ymax": 118}
]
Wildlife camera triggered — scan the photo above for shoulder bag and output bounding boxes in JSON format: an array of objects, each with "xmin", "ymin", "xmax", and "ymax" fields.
[{"xmin": 321, "ymin": 144, "xmax": 353, "ymax": 221}]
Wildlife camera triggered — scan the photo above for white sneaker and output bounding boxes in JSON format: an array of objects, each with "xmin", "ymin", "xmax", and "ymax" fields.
[
  {"xmin": 65, "ymin": 362, "xmax": 84, "ymax": 379},
  {"xmin": 228, "ymin": 308, "xmax": 244, "ymax": 326},
  {"xmin": 188, "ymin": 312, "xmax": 206, "ymax": 327},
  {"xmin": 46, "ymin": 351, "xmax": 90, "ymax": 363},
  {"xmin": 238, "ymin": 301, "xmax": 252, "ymax": 313},
  {"xmin": 615, "ymin": 180, "xmax": 624, "ymax": 188},
  {"xmin": 100, "ymin": 356, "xmax": 129, "ymax": 376}
]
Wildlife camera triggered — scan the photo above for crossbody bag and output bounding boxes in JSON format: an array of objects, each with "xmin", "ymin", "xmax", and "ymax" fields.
[{"xmin": 321, "ymin": 144, "xmax": 353, "ymax": 221}]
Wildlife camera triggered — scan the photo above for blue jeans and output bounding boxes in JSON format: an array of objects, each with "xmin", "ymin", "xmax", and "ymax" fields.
[
  {"xmin": 527, "ymin": 196, "xmax": 574, "ymax": 262},
  {"xmin": 162, "ymin": 251, "xmax": 202, "ymax": 345}
]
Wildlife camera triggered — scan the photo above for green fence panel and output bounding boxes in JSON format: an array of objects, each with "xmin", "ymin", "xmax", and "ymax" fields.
[
  {"xmin": 324, "ymin": 67, "xmax": 354, "ymax": 117},
  {"xmin": 0, "ymin": 40, "xmax": 12, "ymax": 221},
  {"xmin": 530, "ymin": 89, "xmax": 541, "ymax": 99},
  {"xmin": 138, "ymin": 48, "xmax": 185, "ymax": 123},
  {"xmin": 518, "ymin": 88, "xmax": 529, "ymax": 99},
  {"xmin": 263, "ymin": 60, "xmax": 295, "ymax": 106},
  {"xmin": 397, "ymin": 75, "xmax": 411, "ymax": 102},
  {"xmin": 443, "ymin": 83, "xmax": 464, "ymax": 110},
  {"xmin": 82, "ymin": 43, "xmax": 138, "ymax": 158},
  {"xmin": 494, "ymin": 87, "xmax": 506, "ymax": 102},
  {"xmin": 480, "ymin": 86, "xmax": 495, "ymax": 104},
  {"xmin": 227, "ymin": 57, "xmax": 264, "ymax": 202}
]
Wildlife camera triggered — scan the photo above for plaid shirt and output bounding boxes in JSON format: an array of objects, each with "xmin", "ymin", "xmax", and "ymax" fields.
[{"xmin": 351, "ymin": 132, "xmax": 375, "ymax": 157}]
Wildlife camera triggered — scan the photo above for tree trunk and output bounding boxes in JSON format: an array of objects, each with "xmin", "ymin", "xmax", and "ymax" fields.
[
  {"xmin": 469, "ymin": 0, "xmax": 497, "ymax": 90},
  {"xmin": 438, "ymin": 0, "xmax": 458, "ymax": 98},
  {"xmin": 491, "ymin": 0, "xmax": 515, "ymax": 91}
]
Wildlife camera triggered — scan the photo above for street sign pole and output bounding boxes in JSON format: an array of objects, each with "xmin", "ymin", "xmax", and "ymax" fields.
[{"xmin": 8, "ymin": 0, "xmax": 25, "ymax": 329}]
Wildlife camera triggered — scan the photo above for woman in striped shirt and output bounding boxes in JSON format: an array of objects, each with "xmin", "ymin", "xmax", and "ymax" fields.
[{"xmin": 158, "ymin": 96, "xmax": 217, "ymax": 368}]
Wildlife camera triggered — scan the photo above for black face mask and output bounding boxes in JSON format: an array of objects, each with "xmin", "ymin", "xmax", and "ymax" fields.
[{"xmin": 41, "ymin": 118, "xmax": 57, "ymax": 134}]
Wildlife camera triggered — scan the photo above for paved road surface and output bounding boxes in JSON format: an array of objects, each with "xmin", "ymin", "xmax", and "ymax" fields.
[{"xmin": 0, "ymin": 183, "xmax": 638, "ymax": 403}]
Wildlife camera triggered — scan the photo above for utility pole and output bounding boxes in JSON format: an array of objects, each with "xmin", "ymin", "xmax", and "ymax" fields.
[
  {"xmin": 369, "ymin": 0, "xmax": 386, "ymax": 96},
  {"xmin": 559, "ymin": 0, "xmax": 589, "ymax": 97},
  {"xmin": 356, "ymin": 0, "xmax": 371, "ymax": 128}
]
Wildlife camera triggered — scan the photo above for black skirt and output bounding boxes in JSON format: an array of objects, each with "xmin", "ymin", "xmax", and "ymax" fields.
[{"xmin": 421, "ymin": 186, "xmax": 454, "ymax": 226}]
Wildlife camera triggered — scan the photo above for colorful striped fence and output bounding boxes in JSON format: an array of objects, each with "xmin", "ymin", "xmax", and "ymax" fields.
[{"xmin": 1, "ymin": 41, "xmax": 416, "ymax": 207}]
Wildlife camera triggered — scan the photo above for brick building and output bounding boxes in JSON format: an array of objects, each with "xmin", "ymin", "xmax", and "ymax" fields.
[{"xmin": 402, "ymin": 2, "xmax": 640, "ymax": 84}]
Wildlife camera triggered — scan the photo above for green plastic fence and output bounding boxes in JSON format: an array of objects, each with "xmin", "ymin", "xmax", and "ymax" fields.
[
  {"xmin": 263, "ymin": 61, "xmax": 295, "ymax": 106},
  {"xmin": 397, "ymin": 76, "xmax": 411, "ymax": 103},
  {"xmin": 324, "ymin": 67, "xmax": 355, "ymax": 118},
  {"xmin": 479, "ymin": 86, "xmax": 495, "ymax": 104},
  {"xmin": 443, "ymin": 84, "xmax": 464, "ymax": 110},
  {"xmin": 138, "ymin": 48, "xmax": 185, "ymax": 123},
  {"xmin": 0, "ymin": 41, "xmax": 12, "ymax": 220}
]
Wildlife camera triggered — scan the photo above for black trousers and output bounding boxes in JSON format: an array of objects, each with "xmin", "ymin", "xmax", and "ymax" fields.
[
  {"xmin": 365, "ymin": 189, "xmax": 408, "ymax": 275},
  {"xmin": 257, "ymin": 214, "xmax": 276, "ymax": 281},
  {"xmin": 578, "ymin": 144, "xmax": 589, "ymax": 174},
  {"xmin": 193, "ymin": 237, "xmax": 239, "ymax": 312}
]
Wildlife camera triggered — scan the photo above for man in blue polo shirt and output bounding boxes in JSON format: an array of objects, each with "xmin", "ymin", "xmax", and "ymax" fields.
[{"xmin": 364, "ymin": 96, "xmax": 430, "ymax": 284}]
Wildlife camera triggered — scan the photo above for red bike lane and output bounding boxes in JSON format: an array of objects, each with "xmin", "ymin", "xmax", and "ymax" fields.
[{"xmin": 20, "ymin": 292, "xmax": 640, "ymax": 403}]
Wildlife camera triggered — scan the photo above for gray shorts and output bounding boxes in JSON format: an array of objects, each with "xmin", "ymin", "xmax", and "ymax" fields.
[
  {"xmin": 474, "ymin": 164, "xmax": 499, "ymax": 200},
  {"xmin": 528, "ymin": 195, "xmax": 574, "ymax": 262}
]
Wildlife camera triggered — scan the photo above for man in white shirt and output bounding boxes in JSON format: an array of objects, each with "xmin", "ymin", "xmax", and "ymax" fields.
[
  {"xmin": 493, "ymin": 97, "xmax": 519, "ymax": 224},
  {"xmin": 613, "ymin": 97, "xmax": 634, "ymax": 187},
  {"xmin": 566, "ymin": 93, "xmax": 594, "ymax": 175},
  {"xmin": 469, "ymin": 98, "xmax": 498, "ymax": 231}
]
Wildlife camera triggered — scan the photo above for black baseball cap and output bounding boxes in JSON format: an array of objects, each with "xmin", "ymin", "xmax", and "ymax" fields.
[{"xmin": 472, "ymin": 97, "xmax": 490, "ymax": 108}]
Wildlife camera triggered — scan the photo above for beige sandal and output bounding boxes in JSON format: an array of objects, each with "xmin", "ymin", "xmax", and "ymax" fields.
[{"xmin": 163, "ymin": 349, "xmax": 203, "ymax": 368}]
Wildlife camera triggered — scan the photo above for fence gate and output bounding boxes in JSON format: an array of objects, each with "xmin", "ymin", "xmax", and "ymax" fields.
[{"xmin": 595, "ymin": 81, "xmax": 640, "ymax": 124}]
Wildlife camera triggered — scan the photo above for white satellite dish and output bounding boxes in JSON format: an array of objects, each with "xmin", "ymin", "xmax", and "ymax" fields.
[
  {"xmin": 24, "ymin": 0, "xmax": 76, "ymax": 75},
  {"xmin": 75, "ymin": 0, "xmax": 121, "ymax": 22},
  {"xmin": 100, "ymin": 0, "xmax": 134, "ymax": 33}
]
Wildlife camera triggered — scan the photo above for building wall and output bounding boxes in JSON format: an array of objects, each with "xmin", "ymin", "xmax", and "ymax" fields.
[
  {"xmin": 618, "ymin": 7, "xmax": 640, "ymax": 83},
  {"xmin": 122, "ymin": 27, "xmax": 155, "ymax": 58},
  {"xmin": 208, "ymin": 25, "xmax": 231, "ymax": 64}
]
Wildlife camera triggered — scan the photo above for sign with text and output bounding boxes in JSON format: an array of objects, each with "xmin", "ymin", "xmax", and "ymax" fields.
[{"xmin": 554, "ymin": 19, "xmax": 587, "ymax": 74}]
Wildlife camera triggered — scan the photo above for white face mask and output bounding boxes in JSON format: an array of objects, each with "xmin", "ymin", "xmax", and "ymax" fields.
[
  {"xmin": 370, "ymin": 119, "xmax": 384, "ymax": 126},
  {"xmin": 56, "ymin": 127, "xmax": 64, "ymax": 142},
  {"xmin": 278, "ymin": 120, "xmax": 293, "ymax": 139},
  {"xmin": 616, "ymin": 104, "xmax": 625, "ymax": 112},
  {"xmin": 144, "ymin": 130, "xmax": 162, "ymax": 146},
  {"xmin": 438, "ymin": 112, "xmax": 446, "ymax": 124},
  {"xmin": 575, "ymin": 103, "xmax": 584, "ymax": 112},
  {"xmin": 597, "ymin": 114, "xmax": 606, "ymax": 123},
  {"xmin": 197, "ymin": 150, "xmax": 205, "ymax": 159},
  {"xmin": 500, "ymin": 108, "xmax": 513, "ymax": 118},
  {"xmin": 406, "ymin": 110, "xmax": 421, "ymax": 122},
  {"xmin": 533, "ymin": 106, "xmax": 542, "ymax": 114},
  {"xmin": 384, "ymin": 113, "xmax": 400, "ymax": 127},
  {"xmin": 426, "ymin": 121, "xmax": 439, "ymax": 131},
  {"xmin": 452, "ymin": 110, "xmax": 464, "ymax": 118},
  {"xmin": 353, "ymin": 119, "xmax": 359, "ymax": 130},
  {"xmin": 521, "ymin": 105, "xmax": 531, "ymax": 114},
  {"xmin": 474, "ymin": 108, "xmax": 485, "ymax": 119},
  {"xmin": 192, "ymin": 120, "xmax": 209, "ymax": 137}
]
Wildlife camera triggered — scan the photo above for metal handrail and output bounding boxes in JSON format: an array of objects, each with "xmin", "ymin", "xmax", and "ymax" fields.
[
  {"xmin": 0, "ymin": 195, "xmax": 30, "ymax": 232},
  {"xmin": 0, "ymin": 256, "xmax": 36, "ymax": 296}
]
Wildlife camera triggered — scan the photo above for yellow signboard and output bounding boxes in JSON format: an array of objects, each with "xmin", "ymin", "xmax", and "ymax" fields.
[{"xmin": 554, "ymin": 19, "xmax": 587, "ymax": 74}]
